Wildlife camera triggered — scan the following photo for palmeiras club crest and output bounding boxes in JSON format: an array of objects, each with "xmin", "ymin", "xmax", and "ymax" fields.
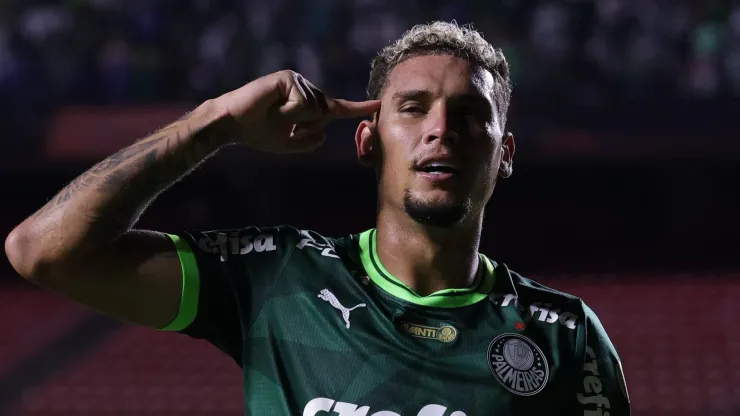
[{"xmin": 487, "ymin": 333, "xmax": 549, "ymax": 396}]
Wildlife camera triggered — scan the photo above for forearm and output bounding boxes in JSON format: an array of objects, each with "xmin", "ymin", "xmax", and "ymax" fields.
[{"xmin": 9, "ymin": 99, "xmax": 232, "ymax": 272}]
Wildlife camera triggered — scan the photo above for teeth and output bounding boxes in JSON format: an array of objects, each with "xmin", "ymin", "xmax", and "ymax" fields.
[{"xmin": 421, "ymin": 164, "xmax": 455, "ymax": 173}]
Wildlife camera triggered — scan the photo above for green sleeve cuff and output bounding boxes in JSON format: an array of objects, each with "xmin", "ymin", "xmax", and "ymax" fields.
[{"xmin": 160, "ymin": 233, "xmax": 201, "ymax": 331}]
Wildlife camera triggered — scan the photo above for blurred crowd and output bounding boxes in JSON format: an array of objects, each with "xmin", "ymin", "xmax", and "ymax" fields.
[
  {"xmin": 1, "ymin": 0, "xmax": 740, "ymax": 154},
  {"xmin": 2, "ymin": 0, "xmax": 740, "ymax": 104}
]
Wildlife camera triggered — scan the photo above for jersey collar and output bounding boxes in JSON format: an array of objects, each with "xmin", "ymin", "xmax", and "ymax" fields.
[{"xmin": 358, "ymin": 229, "xmax": 495, "ymax": 308}]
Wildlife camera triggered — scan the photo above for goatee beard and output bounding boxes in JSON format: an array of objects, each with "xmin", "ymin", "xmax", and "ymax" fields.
[{"xmin": 403, "ymin": 190, "xmax": 470, "ymax": 228}]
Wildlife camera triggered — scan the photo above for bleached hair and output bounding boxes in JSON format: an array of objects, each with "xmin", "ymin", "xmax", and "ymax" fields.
[{"xmin": 367, "ymin": 21, "xmax": 512, "ymax": 126}]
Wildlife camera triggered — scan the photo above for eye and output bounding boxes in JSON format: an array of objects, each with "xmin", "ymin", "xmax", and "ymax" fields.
[
  {"xmin": 400, "ymin": 104, "xmax": 425, "ymax": 114},
  {"xmin": 459, "ymin": 105, "xmax": 488, "ymax": 120}
]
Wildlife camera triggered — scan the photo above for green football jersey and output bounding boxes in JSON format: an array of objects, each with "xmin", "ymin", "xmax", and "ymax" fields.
[{"xmin": 162, "ymin": 226, "xmax": 630, "ymax": 416}]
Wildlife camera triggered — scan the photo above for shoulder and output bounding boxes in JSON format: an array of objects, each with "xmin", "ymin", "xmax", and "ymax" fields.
[
  {"xmin": 508, "ymin": 269, "xmax": 586, "ymax": 311},
  {"xmin": 505, "ymin": 268, "xmax": 614, "ymax": 338},
  {"xmin": 174, "ymin": 225, "xmax": 312, "ymax": 264},
  {"xmin": 508, "ymin": 269, "xmax": 582, "ymax": 303},
  {"xmin": 219, "ymin": 226, "xmax": 357, "ymax": 263},
  {"xmin": 494, "ymin": 267, "xmax": 589, "ymax": 331}
]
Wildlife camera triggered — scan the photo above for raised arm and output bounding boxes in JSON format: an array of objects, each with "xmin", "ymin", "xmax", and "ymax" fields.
[
  {"xmin": 4, "ymin": 70, "xmax": 380, "ymax": 329},
  {"xmin": 4, "ymin": 100, "xmax": 230, "ymax": 328}
]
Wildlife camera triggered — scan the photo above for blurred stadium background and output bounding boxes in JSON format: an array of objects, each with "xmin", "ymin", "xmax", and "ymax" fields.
[{"xmin": 1, "ymin": 0, "xmax": 740, "ymax": 415}]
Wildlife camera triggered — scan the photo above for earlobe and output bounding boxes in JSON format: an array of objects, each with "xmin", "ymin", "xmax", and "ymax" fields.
[
  {"xmin": 355, "ymin": 120, "xmax": 377, "ymax": 167},
  {"xmin": 498, "ymin": 162, "xmax": 513, "ymax": 178}
]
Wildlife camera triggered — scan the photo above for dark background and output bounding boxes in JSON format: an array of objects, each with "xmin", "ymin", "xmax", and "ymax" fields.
[{"xmin": 1, "ymin": 0, "xmax": 739, "ymax": 415}]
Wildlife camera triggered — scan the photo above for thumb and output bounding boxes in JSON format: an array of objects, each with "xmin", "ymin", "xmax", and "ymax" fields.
[
  {"xmin": 277, "ymin": 80, "xmax": 311, "ymax": 119},
  {"xmin": 329, "ymin": 99, "xmax": 381, "ymax": 119}
]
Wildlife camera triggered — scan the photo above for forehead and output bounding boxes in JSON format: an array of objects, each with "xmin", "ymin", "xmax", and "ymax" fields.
[{"xmin": 384, "ymin": 54, "xmax": 495, "ymax": 102}]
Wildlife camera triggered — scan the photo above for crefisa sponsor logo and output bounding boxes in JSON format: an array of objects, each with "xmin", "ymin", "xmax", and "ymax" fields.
[
  {"xmin": 487, "ymin": 333, "xmax": 549, "ymax": 396},
  {"xmin": 577, "ymin": 346, "xmax": 614, "ymax": 415},
  {"xmin": 490, "ymin": 293, "xmax": 579, "ymax": 330},
  {"xmin": 197, "ymin": 230, "xmax": 276, "ymax": 261},
  {"xmin": 303, "ymin": 397, "xmax": 467, "ymax": 416}
]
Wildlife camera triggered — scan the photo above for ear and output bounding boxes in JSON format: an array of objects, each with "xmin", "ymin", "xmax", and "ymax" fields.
[
  {"xmin": 355, "ymin": 118, "xmax": 378, "ymax": 168},
  {"xmin": 498, "ymin": 132, "xmax": 515, "ymax": 179}
]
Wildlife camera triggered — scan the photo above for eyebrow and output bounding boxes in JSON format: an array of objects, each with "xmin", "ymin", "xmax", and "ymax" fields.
[
  {"xmin": 391, "ymin": 89, "xmax": 493, "ymax": 113},
  {"xmin": 391, "ymin": 89, "xmax": 432, "ymax": 103},
  {"xmin": 393, "ymin": 89, "xmax": 490, "ymax": 104},
  {"xmin": 456, "ymin": 93, "xmax": 494, "ymax": 114}
]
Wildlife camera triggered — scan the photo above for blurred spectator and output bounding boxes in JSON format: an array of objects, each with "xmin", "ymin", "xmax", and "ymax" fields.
[
  {"xmin": 2, "ymin": 0, "xmax": 740, "ymax": 161},
  {"xmin": 3, "ymin": 0, "xmax": 739, "ymax": 106}
]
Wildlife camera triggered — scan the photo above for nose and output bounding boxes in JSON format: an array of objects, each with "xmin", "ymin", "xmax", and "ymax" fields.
[{"xmin": 422, "ymin": 105, "xmax": 459, "ymax": 146}]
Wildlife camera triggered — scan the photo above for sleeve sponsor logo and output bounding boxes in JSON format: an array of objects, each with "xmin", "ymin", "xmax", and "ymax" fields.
[
  {"xmin": 296, "ymin": 230, "xmax": 339, "ymax": 258},
  {"xmin": 577, "ymin": 346, "xmax": 612, "ymax": 415},
  {"xmin": 197, "ymin": 231, "xmax": 276, "ymax": 261},
  {"xmin": 487, "ymin": 333, "xmax": 549, "ymax": 396},
  {"xmin": 490, "ymin": 293, "xmax": 578, "ymax": 330},
  {"xmin": 303, "ymin": 397, "xmax": 467, "ymax": 416}
]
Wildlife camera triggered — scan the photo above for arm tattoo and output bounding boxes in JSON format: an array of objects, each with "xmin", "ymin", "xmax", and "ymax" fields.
[
  {"xmin": 33, "ymin": 106, "xmax": 224, "ymax": 233},
  {"xmin": 39, "ymin": 139, "xmax": 163, "ymax": 212}
]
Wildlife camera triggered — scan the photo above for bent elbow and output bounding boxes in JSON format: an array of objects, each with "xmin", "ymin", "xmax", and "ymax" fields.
[{"xmin": 5, "ymin": 224, "xmax": 52, "ymax": 283}]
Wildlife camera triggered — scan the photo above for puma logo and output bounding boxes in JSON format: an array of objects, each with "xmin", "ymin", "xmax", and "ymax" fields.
[{"xmin": 318, "ymin": 289, "xmax": 366, "ymax": 329}]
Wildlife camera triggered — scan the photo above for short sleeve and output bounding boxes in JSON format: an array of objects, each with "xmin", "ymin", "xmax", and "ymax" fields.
[
  {"xmin": 570, "ymin": 304, "xmax": 631, "ymax": 415},
  {"xmin": 160, "ymin": 225, "xmax": 300, "ymax": 365}
]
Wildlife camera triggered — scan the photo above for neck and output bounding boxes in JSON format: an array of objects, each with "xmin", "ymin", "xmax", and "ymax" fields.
[{"xmin": 375, "ymin": 206, "xmax": 483, "ymax": 296}]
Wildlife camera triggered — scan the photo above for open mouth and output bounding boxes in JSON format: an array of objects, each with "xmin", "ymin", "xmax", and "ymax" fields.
[{"xmin": 416, "ymin": 164, "xmax": 460, "ymax": 174}]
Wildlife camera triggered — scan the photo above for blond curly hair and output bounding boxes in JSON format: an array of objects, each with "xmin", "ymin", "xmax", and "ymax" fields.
[{"xmin": 367, "ymin": 21, "xmax": 512, "ymax": 126}]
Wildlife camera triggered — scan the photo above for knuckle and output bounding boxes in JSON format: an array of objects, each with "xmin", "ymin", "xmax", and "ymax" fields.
[
  {"xmin": 279, "ymin": 69, "xmax": 301, "ymax": 85},
  {"xmin": 280, "ymin": 69, "xmax": 297, "ymax": 78}
]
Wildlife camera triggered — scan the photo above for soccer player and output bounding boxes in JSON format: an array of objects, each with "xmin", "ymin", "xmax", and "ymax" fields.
[{"xmin": 6, "ymin": 22, "xmax": 630, "ymax": 415}]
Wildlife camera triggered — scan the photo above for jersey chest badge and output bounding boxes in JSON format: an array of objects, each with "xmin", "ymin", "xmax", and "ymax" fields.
[
  {"xmin": 487, "ymin": 333, "xmax": 549, "ymax": 396},
  {"xmin": 398, "ymin": 321, "xmax": 458, "ymax": 343}
]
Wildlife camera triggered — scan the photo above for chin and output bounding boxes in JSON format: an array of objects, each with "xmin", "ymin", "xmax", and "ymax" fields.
[{"xmin": 402, "ymin": 190, "xmax": 472, "ymax": 228}]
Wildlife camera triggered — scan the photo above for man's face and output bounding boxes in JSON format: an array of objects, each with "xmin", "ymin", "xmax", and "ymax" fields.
[{"xmin": 357, "ymin": 54, "xmax": 513, "ymax": 228}]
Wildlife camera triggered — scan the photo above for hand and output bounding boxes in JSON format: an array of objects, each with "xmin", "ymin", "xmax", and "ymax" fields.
[{"xmin": 213, "ymin": 70, "xmax": 381, "ymax": 153}]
